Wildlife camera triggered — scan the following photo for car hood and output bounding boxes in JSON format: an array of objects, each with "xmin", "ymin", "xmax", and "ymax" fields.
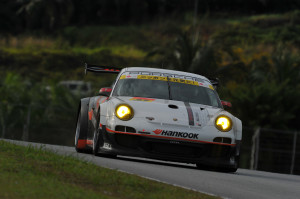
[{"xmin": 109, "ymin": 96, "xmax": 226, "ymax": 128}]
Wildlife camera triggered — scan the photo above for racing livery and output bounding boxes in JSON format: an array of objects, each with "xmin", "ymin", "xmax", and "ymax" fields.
[{"xmin": 75, "ymin": 64, "xmax": 242, "ymax": 172}]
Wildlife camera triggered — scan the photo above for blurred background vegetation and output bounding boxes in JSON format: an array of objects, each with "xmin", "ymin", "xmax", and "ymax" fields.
[{"xmin": 1, "ymin": 0, "xmax": 300, "ymax": 173}]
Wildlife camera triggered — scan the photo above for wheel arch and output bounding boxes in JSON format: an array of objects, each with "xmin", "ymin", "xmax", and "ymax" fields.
[{"xmin": 75, "ymin": 97, "xmax": 91, "ymax": 152}]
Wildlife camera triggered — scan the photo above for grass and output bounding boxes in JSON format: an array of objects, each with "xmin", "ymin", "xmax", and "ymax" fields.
[{"xmin": 0, "ymin": 140, "xmax": 219, "ymax": 199}]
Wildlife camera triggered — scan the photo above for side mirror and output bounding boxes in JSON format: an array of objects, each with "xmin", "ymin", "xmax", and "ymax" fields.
[
  {"xmin": 221, "ymin": 100, "xmax": 232, "ymax": 108},
  {"xmin": 99, "ymin": 87, "xmax": 112, "ymax": 96}
]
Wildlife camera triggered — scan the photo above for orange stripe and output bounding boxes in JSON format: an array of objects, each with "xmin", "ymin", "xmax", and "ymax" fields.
[
  {"xmin": 96, "ymin": 97, "xmax": 102, "ymax": 109},
  {"xmin": 88, "ymin": 109, "xmax": 93, "ymax": 121},
  {"xmin": 101, "ymin": 97, "xmax": 108, "ymax": 103},
  {"xmin": 106, "ymin": 128, "xmax": 236, "ymax": 146}
]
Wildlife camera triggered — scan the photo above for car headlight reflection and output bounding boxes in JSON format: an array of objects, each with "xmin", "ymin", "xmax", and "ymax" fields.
[
  {"xmin": 115, "ymin": 104, "xmax": 134, "ymax": 121},
  {"xmin": 215, "ymin": 115, "xmax": 232, "ymax": 132}
]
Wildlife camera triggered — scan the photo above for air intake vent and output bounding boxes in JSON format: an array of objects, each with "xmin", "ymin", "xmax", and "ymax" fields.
[
  {"xmin": 115, "ymin": 125, "xmax": 136, "ymax": 133},
  {"xmin": 213, "ymin": 137, "xmax": 232, "ymax": 144}
]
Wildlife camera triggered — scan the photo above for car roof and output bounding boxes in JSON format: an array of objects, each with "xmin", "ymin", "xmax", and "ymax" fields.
[{"xmin": 121, "ymin": 67, "xmax": 210, "ymax": 81}]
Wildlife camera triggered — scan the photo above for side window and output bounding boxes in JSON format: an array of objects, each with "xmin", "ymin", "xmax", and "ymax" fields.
[{"xmin": 207, "ymin": 89, "xmax": 220, "ymax": 108}]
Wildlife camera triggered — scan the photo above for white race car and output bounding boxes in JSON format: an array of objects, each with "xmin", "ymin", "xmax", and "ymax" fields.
[{"xmin": 75, "ymin": 64, "xmax": 242, "ymax": 172}]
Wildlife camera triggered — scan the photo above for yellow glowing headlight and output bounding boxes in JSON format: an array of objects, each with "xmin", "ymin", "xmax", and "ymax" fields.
[
  {"xmin": 115, "ymin": 104, "xmax": 134, "ymax": 121},
  {"xmin": 215, "ymin": 115, "xmax": 232, "ymax": 132}
]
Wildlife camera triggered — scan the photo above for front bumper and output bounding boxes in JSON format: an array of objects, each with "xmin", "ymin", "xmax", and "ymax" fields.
[{"xmin": 100, "ymin": 126, "xmax": 239, "ymax": 168}]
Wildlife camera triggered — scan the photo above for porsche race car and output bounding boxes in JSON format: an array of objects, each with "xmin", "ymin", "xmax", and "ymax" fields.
[{"xmin": 75, "ymin": 64, "xmax": 242, "ymax": 172}]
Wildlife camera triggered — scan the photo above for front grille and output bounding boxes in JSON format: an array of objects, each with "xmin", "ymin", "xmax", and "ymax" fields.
[
  {"xmin": 114, "ymin": 134, "xmax": 232, "ymax": 159},
  {"xmin": 213, "ymin": 137, "xmax": 232, "ymax": 144},
  {"xmin": 148, "ymin": 142, "xmax": 232, "ymax": 158},
  {"xmin": 208, "ymin": 145, "xmax": 231, "ymax": 158},
  {"xmin": 148, "ymin": 142, "xmax": 204, "ymax": 158},
  {"xmin": 115, "ymin": 134, "xmax": 140, "ymax": 149}
]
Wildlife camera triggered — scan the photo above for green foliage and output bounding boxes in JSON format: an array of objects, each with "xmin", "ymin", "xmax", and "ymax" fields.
[
  {"xmin": 1, "ymin": 10, "xmax": 300, "ymax": 137},
  {"xmin": 17, "ymin": 0, "xmax": 74, "ymax": 31},
  {"xmin": 148, "ymin": 29, "xmax": 221, "ymax": 77},
  {"xmin": 225, "ymin": 81, "xmax": 299, "ymax": 128},
  {"xmin": 220, "ymin": 47, "xmax": 300, "ymax": 130},
  {"xmin": 0, "ymin": 73, "xmax": 80, "ymax": 145},
  {"xmin": 212, "ymin": 11, "xmax": 300, "ymax": 45},
  {"xmin": 2, "ymin": 0, "xmax": 300, "ymax": 33}
]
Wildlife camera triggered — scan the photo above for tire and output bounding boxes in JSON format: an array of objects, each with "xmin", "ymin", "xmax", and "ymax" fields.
[
  {"xmin": 93, "ymin": 111, "xmax": 103, "ymax": 156},
  {"xmin": 92, "ymin": 111, "xmax": 116, "ymax": 158},
  {"xmin": 220, "ymin": 167, "xmax": 238, "ymax": 173},
  {"xmin": 75, "ymin": 99, "xmax": 91, "ymax": 153},
  {"xmin": 196, "ymin": 155, "xmax": 239, "ymax": 173},
  {"xmin": 218, "ymin": 155, "xmax": 240, "ymax": 173},
  {"xmin": 75, "ymin": 113, "xmax": 85, "ymax": 153},
  {"xmin": 196, "ymin": 163, "xmax": 213, "ymax": 171}
]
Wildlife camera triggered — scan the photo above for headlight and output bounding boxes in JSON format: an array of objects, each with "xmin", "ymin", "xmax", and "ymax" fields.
[
  {"xmin": 115, "ymin": 104, "xmax": 134, "ymax": 121},
  {"xmin": 215, "ymin": 115, "xmax": 232, "ymax": 132}
]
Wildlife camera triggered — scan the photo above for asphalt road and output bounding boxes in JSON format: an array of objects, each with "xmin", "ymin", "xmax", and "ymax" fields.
[{"xmin": 2, "ymin": 139, "xmax": 300, "ymax": 199}]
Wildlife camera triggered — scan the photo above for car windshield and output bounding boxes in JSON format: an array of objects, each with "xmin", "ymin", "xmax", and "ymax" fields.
[{"xmin": 112, "ymin": 74, "xmax": 222, "ymax": 108}]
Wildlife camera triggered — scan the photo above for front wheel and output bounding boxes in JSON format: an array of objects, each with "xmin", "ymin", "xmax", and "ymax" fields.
[
  {"xmin": 75, "ymin": 99, "xmax": 92, "ymax": 153},
  {"xmin": 93, "ymin": 128, "xmax": 102, "ymax": 155},
  {"xmin": 75, "ymin": 112, "xmax": 88, "ymax": 153},
  {"xmin": 93, "ymin": 112, "xmax": 103, "ymax": 156}
]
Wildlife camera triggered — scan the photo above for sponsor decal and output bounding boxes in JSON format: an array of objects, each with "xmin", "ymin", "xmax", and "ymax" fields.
[
  {"xmin": 106, "ymin": 127, "xmax": 236, "ymax": 146},
  {"xmin": 153, "ymin": 129, "xmax": 199, "ymax": 139},
  {"xmin": 169, "ymin": 141, "xmax": 180, "ymax": 144},
  {"xmin": 130, "ymin": 97, "xmax": 155, "ymax": 102},
  {"xmin": 121, "ymin": 73, "xmax": 215, "ymax": 90},
  {"xmin": 103, "ymin": 143, "xmax": 112, "ymax": 150},
  {"xmin": 153, "ymin": 129, "xmax": 163, "ymax": 135},
  {"xmin": 138, "ymin": 75, "xmax": 167, "ymax": 81},
  {"xmin": 120, "ymin": 75, "xmax": 126, "ymax": 79}
]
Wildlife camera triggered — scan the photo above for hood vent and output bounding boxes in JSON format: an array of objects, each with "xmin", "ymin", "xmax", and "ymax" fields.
[{"xmin": 168, "ymin": 104, "xmax": 178, "ymax": 109}]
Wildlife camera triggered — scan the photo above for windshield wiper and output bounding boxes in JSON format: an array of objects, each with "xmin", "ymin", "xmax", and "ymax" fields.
[{"xmin": 167, "ymin": 76, "xmax": 172, "ymax": 100}]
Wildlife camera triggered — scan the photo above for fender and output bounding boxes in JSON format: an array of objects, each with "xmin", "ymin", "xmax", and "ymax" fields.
[
  {"xmin": 99, "ymin": 100, "xmax": 109, "ymax": 126},
  {"xmin": 234, "ymin": 118, "xmax": 242, "ymax": 141}
]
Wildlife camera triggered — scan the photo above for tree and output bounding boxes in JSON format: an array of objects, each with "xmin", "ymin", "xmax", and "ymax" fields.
[
  {"xmin": 222, "ymin": 47, "xmax": 300, "ymax": 129},
  {"xmin": 148, "ymin": 30, "xmax": 221, "ymax": 77},
  {"xmin": 17, "ymin": 0, "xmax": 74, "ymax": 31}
]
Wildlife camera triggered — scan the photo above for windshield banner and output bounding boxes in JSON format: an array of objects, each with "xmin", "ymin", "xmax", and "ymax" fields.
[{"xmin": 120, "ymin": 73, "xmax": 214, "ymax": 90}]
